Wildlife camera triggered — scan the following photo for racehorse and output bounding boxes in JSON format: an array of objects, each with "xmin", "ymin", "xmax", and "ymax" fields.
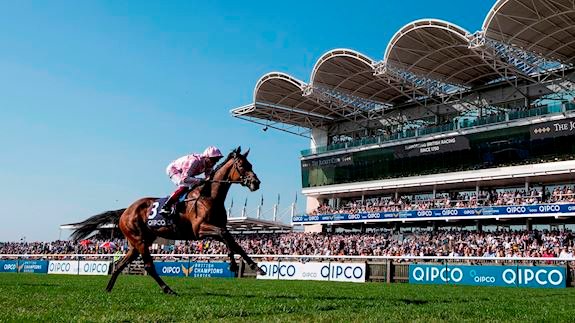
[{"xmin": 71, "ymin": 147, "xmax": 265, "ymax": 294}]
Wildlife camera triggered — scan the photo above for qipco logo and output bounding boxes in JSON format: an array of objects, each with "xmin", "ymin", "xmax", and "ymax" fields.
[
  {"xmin": 502, "ymin": 268, "xmax": 564, "ymax": 286},
  {"xmin": 162, "ymin": 266, "xmax": 181, "ymax": 274},
  {"xmin": 49, "ymin": 262, "xmax": 72, "ymax": 272},
  {"xmin": 417, "ymin": 210, "xmax": 432, "ymax": 217},
  {"xmin": 441, "ymin": 209, "xmax": 458, "ymax": 216},
  {"xmin": 411, "ymin": 266, "xmax": 463, "ymax": 283},
  {"xmin": 506, "ymin": 206, "xmax": 526, "ymax": 214},
  {"xmin": 469, "ymin": 270, "xmax": 495, "ymax": 283},
  {"xmin": 539, "ymin": 205, "xmax": 560, "ymax": 212},
  {"xmin": 268, "ymin": 264, "xmax": 296, "ymax": 277},
  {"xmin": 321, "ymin": 264, "xmax": 364, "ymax": 280},
  {"xmin": 3, "ymin": 263, "xmax": 16, "ymax": 271},
  {"xmin": 83, "ymin": 262, "xmax": 108, "ymax": 274}
]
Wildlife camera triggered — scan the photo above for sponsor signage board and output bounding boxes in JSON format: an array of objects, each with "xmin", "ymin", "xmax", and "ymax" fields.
[
  {"xmin": 257, "ymin": 261, "xmax": 366, "ymax": 283},
  {"xmin": 155, "ymin": 262, "xmax": 189, "ymax": 277},
  {"xmin": 409, "ymin": 264, "xmax": 566, "ymax": 288},
  {"xmin": 154, "ymin": 262, "xmax": 234, "ymax": 278},
  {"xmin": 189, "ymin": 262, "xmax": 234, "ymax": 278},
  {"xmin": 48, "ymin": 261, "xmax": 79, "ymax": 275},
  {"xmin": 18, "ymin": 260, "xmax": 49, "ymax": 274},
  {"xmin": 293, "ymin": 203, "xmax": 575, "ymax": 224},
  {"xmin": 79, "ymin": 261, "xmax": 110, "ymax": 275},
  {"xmin": 0, "ymin": 260, "xmax": 18, "ymax": 273}
]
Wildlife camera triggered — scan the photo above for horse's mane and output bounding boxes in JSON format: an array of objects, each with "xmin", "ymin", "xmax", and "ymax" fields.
[
  {"xmin": 195, "ymin": 148, "xmax": 238, "ymax": 197},
  {"xmin": 210, "ymin": 148, "xmax": 239, "ymax": 177}
]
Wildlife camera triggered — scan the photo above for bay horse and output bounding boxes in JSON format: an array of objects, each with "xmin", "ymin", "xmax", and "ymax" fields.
[{"xmin": 71, "ymin": 147, "xmax": 265, "ymax": 294}]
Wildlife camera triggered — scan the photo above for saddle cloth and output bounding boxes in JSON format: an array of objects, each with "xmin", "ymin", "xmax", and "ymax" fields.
[{"xmin": 146, "ymin": 193, "xmax": 188, "ymax": 229}]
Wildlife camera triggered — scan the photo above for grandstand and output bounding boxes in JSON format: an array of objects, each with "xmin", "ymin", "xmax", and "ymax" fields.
[{"xmin": 231, "ymin": 0, "xmax": 575, "ymax": 233}]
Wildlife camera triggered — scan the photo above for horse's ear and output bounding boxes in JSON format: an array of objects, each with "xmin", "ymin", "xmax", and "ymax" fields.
[
  {"xmin": 235, "ymin": 146, "xmax": 241, "ymax": 154},
  {"xmin": 243, "ymin": 148, "xmax": 250, "ymax": 158}
]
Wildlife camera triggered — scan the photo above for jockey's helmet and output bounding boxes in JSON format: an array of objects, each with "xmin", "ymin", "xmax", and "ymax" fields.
[{"xmin": 202, "ymin": 146, "xmax": 223, "ymax": 159}]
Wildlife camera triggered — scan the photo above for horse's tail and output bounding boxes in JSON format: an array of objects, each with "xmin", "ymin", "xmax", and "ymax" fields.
[{"xmin": 70, "ymin": 208, "xmax": 127, "ymax": 241}]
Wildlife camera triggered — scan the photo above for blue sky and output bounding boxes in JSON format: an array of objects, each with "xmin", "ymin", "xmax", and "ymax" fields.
[{"xmin": 0, "ymin": 0, "xmax": 494, "ymax": 241}]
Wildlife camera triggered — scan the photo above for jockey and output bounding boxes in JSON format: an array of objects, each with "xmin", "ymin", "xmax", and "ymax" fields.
[{"xmin": 159, "ymin": 146, "xmax": 224, "ymax": 216}]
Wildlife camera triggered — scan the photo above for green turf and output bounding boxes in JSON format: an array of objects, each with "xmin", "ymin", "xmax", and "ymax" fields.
[{"xmin": 0, "ymin": 274, "xmax": 574, "ymax": 322}]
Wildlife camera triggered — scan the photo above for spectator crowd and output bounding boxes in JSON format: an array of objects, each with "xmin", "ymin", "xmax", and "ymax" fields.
[{"xmin": 1, "ymin": 230, "xmax": 573, "ymax": 259}]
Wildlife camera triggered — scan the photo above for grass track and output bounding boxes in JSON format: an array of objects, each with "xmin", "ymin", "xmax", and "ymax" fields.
[{"xmin": 0, "ymin": 273, "xmax": 574, "ymax": 322}]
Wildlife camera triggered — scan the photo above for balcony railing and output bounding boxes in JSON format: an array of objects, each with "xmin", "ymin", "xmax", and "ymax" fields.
[{"xmin": 301, "ymin": 102, "xmax": 571, "ymax": 157}]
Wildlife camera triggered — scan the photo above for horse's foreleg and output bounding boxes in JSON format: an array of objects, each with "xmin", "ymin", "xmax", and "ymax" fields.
[
  {"xmin": 106, "ymin": 247, "xmax": 139, "ymax": 292},
  {"xmin": 221, "ymin": 230, "xmax": 265, "ymax": 275},
  {"xmin": 201, "ymin": 226, "xmax": 238, "ymax": 274},
  {"xmin": 199, "ymin": 224, "xmax": 264, "ymax": 275}
]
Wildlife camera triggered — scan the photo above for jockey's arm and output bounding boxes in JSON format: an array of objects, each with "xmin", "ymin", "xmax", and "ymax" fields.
[
  {"xmin": 181, "ymin": 176, "xmax": 203, "ymax": 186},
  {"xmin": 204, "ymin": 167, "xmax": 214, "ymax": 179},
  {"xmin": 182, "ymin": 158, "xmax": 208, "ymax": 186}
]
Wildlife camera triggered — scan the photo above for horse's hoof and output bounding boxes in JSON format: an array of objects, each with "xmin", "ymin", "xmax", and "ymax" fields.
[
  {"xmin": 257, "ymin": 267, "xmax": 266, "ymax": 275},
  {"xmin": 163, "ymin": 287, "xmax": 177, "ymax": 296}
]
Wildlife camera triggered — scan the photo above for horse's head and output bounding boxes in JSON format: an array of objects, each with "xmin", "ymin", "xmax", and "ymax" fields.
[{"xmin": 226, "ymin": 146, "xmax": 261, "ymax": 192}]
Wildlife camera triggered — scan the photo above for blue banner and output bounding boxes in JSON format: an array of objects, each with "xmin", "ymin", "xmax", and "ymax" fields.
[
  {"xmin": 409, "ymin": 264, "xmax": 567, "ymax": 288},
  {"xmin": 188, "ymin": 262, "xmax": 234, "ymax": 278},
  {"xmin": 18, "ymin": 260, "xmax": 49, "ymax": 274},
  {"xmin": 154, "ymin": 262, "xmax": 188, "ymax": 277},
  {"xmin": 293, "ymin": 203, "xmax": 575, "ymax": 223},
  {"xmin": 0, "ymin": 260, "xmax": 18, "ymax": 273}
]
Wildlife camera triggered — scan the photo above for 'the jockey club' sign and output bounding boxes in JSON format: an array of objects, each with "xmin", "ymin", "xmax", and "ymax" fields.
[
  {"xmin": 530, "ymin": 118, "xmax": 575, "ymax": 140},
  {"xmin": 301, "ymin": 154, "xmax": 353, "ymax": 169}
]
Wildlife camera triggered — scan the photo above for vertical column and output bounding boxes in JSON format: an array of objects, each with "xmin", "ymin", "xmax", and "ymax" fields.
[
  {"xmin": 310, "ymin": 128, "xmax": 328, "ymax": 152},
  {"xmin": 306, "ymin": 196, "xmax": 320, "ymax": 215},
  {"xmin": 476, "ymin": 184, "xmax": 480, "ymax": 204}
]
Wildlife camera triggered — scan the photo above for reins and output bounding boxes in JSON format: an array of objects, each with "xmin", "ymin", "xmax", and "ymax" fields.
[
  {"xmin": 209, "ymin": 180, "xmax": 243, "ymax": 184},
  {"xmin": 182, "ymin": 153, "xmax": 248, "ymax": 203}
]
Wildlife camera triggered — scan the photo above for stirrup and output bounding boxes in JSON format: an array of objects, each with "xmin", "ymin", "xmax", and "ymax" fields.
[{"xmin": 159, "ymin": 207, "xmax": 173, "ymax": 216}]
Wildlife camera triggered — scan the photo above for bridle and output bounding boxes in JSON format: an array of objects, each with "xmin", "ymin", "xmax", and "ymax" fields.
[{"xmin": 208, "ymin": 156, "xmax": 250, "ymax": 186}]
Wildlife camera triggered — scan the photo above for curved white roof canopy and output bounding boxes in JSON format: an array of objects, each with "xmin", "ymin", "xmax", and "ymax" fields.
[
  {"xmin": 385, "ymin": 19, "xmax": 503, "ymax": 87},
  {"xmin": 248, "ymin": 72, "xmax": 336, "ymax": 128},
  {"xmin": 310, "ymin": 49, "xmax": 409, "ymax": 105},
  {"xmin": 483, "ymin": 0, "xmax": 575, "ymax": 63}
]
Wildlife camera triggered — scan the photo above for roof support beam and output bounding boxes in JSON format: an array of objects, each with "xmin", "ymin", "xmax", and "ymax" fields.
[
  {"xmin": 471, "ymin": 32, "xmax": 572, "ymax": 95},
  {"xmin": 375, "ymin": 62, "xmax": 481, "ymax": 114}
]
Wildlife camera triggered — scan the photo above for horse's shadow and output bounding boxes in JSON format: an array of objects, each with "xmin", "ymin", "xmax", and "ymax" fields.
[{"xmin": 179, "ymin": 290, "xmax": 458, "ymax": 306}]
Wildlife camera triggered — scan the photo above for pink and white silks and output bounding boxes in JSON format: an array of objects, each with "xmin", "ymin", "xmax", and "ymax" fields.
[{"xmin": 165, "ymin": 146, "xmax": 223, "ymax": 187}]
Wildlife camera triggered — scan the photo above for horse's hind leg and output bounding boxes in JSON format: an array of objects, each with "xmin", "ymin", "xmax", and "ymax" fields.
[
  {"xmin": 106, "ymin": 247, "xmax": 139, "ymax": 292},
  {"xmin": 227, "ymin": 252, "xmax": 239, "ymax": 274},
  {"xmin": 136, "ymin": 244, "xmax": 176, "ymax": 295}
]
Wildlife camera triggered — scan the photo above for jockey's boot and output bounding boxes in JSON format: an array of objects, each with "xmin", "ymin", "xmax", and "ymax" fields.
[{"xmin": 159, "ymin": 186, "xmax": 187, "ymax": 218}]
